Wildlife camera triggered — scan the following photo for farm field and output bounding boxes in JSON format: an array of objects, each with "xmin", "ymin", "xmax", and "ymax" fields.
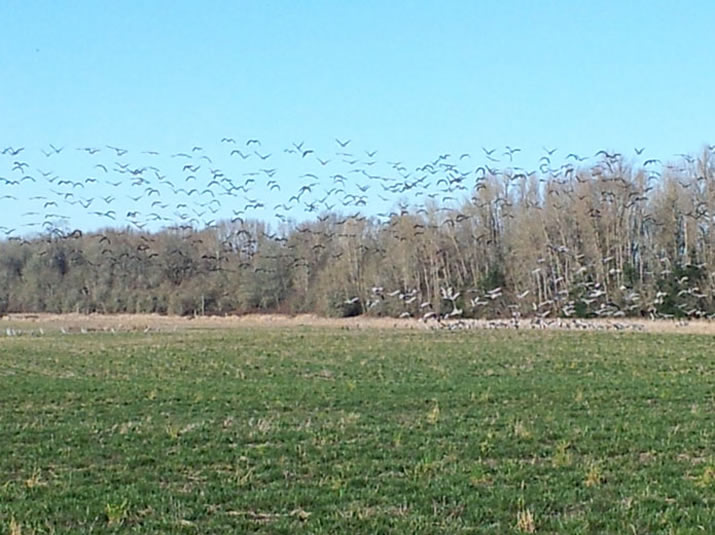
[{"xmin": 2, "ymin": 327, "xmax": 715, "ymax": 533}]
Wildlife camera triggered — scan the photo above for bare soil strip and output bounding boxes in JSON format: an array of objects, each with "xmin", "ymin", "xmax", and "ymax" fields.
[{"xmin": 2, "ymin": 312, "xmax": 714, "ymax": 335}]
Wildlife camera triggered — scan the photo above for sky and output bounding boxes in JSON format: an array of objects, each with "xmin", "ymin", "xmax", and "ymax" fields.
[{"xmin": 1, "ymin": 0, "xmax": 714, "ymax": 236}]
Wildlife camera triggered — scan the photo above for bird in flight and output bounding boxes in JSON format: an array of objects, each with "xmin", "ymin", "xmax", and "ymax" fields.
[
  {"xmin": 335, "ymin": 138, "xmax": 351, "ymax": 147},
  {"xmin": 106, "ymin": 145, "xmax": 128, "ymax": 156},
  {"xmin": 231, "ymin": 149, "xmax": 250, "ymax": 159},
  {"xmin": 566, "ymin": 153, "xmax": 587, "ymax": 161}
]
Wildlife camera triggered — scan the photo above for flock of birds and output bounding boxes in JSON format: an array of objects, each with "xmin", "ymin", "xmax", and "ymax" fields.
[
  {"xmin": 2, "ymin": 139, "xmax": 694, "ymax": 236},
  {"xmin": 2, "ymin": 317, "xmax": 654, "ymax": 337},
  {"xmin": 1, "ymin": 138, "xmax": 415, "ymax": 233},
  {"xmin": 338, "ymin": 279, "xmax": 709, "ymax": 324},
  {"xmin": 3, "ymin": 325, "xmax": 154, "ymax": 336},
  {"xmin": 3, "ymin": 315, "xmax": 664, "ymax": 337},
  {"xmin": 2, "ymin": 138, "xmax": 715, "ymax": 322}
]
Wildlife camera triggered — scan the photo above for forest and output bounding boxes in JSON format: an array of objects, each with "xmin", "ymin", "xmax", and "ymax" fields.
[{"xmin": 1, "ymin": 146, "xmax": 714, "ymax": 320}]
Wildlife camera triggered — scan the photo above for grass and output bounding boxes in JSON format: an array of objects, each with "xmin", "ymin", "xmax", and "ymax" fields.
[{"xmin": 1, "ymin": 327, "xmax": 715, "ymax": 533}]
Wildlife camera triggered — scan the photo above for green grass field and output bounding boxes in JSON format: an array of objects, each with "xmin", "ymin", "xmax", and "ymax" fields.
[{"xmin": 2, "ymin": 328, "xmax": 715, "ymax": 533}]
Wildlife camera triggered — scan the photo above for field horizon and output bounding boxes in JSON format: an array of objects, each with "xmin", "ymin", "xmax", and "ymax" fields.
[{"xmin": 3, "ymin": 311, "xmax": 715, "ymax": 335}]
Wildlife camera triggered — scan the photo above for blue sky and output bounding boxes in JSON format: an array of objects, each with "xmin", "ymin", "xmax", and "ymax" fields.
[{"xmin": 1, "ymin": 1, "xmax": 714, "ymax": 235}]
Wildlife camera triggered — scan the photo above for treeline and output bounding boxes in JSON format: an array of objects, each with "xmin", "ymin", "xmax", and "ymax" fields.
[{"xmin": 1, "ymin": 148, "xmax": 714, "ymax": 319}]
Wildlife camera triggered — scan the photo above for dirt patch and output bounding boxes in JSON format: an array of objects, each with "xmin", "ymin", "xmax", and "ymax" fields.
[
  {"xmin": 0, "ymin": 312, "xmax": 422, "ymax": 333},
  {"xmin": 2, "ymin": 312, "xmax": 715, "ymax": 335}
]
